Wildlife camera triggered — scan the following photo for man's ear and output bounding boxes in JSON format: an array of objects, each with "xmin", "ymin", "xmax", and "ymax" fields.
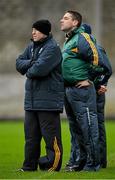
[{"xmin": 73, "ymin": 20, "xmax": 79, "ymax": 27}]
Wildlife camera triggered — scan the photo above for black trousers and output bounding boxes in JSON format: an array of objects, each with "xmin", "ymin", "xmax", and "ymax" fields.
[
  {"xmin": 96, "ymin": 93, "xmax": 107, "ymax": 168},
  {"xmin": 22, "ymin": 110, "xmax": 63, "ymax": 171}
]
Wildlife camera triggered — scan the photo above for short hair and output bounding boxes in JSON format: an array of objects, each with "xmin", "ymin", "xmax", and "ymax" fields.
[{"xmin": 66, "ymin": 10, "xmax": 82, "ymax": 27}]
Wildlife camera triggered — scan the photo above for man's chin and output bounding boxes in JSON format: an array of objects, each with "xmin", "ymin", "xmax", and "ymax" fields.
[
  {"xmin": 61, "ymin": 28, "xmax": 66, "ymax": 32},
  {"xmin": 33, "ymin": 39, "xmax": 39, "ymax": 42}
]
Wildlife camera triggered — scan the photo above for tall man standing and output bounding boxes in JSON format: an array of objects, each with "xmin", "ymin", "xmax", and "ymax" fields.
[
  {"xmin": 16, "ymin": 19, "xmax": 64, "ymax": 171},
  {"xmin": 63, "ymin": 23, "xmax": 112, "ymax": 171},
  {"xmin": 60, "ymin": 10, "xmax": 100, "ymax": 171}
]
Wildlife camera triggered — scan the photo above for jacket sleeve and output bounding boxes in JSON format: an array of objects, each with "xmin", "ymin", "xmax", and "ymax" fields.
[
  {"xmin": 16, "ymin": 45, "xmax": 32, "ymax": 75},
  {"xmin": 94, "ymin": 74, "xmax": 109, "ymax": 89},
  {"xmin": 100, "ymin": 72, "xmax": 112, "ymax": 86},
  {"xmin": 93, "ymin": 46, "xmax": 112, "ymax": 87},
  {"xmin": 93, "ymin": 48, "xmax": 112, "ymax": 89},
  {"xmin": 26, "ymin": 45, "xmax": 62, "ymax": 78},
  {"xmin": 78, "ymin": 33, "xmax": 99, "ymax": 66},
  {"xmin": 97, "ymin": 45, "xmax": 112, "ymax": 80},
  {"xmin": 78, "ymin": 33, "xmax": 112, "ymax": 83},
  {"xmin": 95, "ymin": 65, "xmax": 112, "ymax": 87}
]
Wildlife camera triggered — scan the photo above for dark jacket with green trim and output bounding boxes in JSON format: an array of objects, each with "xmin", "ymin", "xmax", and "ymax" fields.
[
  {"xmin": 85, "ymin": 34, "xmax": 113, "ymax": 89},
  {"xmin": 16, "ymin": 35, "xmax": 64, "ymax": 111},
  {"xmin": 62, "ymin": 27, "xmax": 100, "ymax": 85}
]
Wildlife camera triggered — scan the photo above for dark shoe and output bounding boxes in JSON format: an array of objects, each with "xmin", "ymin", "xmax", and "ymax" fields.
[
  {"xmin": 65, "ymin": 161, "xmax": 74, "ymax": 167},
  {"xmin": 83, "ymin": 166, "xmax": 95, "ymax": 171},
  {"xmin": 101, "ymin": 163, "xmax": 107, "ymax": 168},
  {"xmin": 39, "ymin": 156, "xmax": 54, "ymax": 171},
  {"xmin": 65, "ymin": 158, "xmax": 86, "ymax": 172},
  {"xmin": 83, "ymin": 164, "xmax": 100, "ymax": 171},
  {"xmin": 17, "ymin": 167, "xmax": 37, "ymax": 172},
  {"xmin": 17, "ymin": 168, "xmax": 25, "ymax": 172},
  {"xmin": 65, "ymin": 161, "xmax": 76, "ymax": 171},
  {"xmin": 65, "ymin": 164, "xmax": 80, "ymax": 172}
]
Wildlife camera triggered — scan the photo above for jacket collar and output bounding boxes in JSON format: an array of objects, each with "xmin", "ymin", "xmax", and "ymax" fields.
[{"xmin": 65, "ymin": 26, "xmax": 84, "ymax": 41}]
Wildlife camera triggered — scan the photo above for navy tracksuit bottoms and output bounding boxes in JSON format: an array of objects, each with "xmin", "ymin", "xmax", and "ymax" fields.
[{"xmin": 22, "ymin": 110, "xmax": 63, "ymax": 171}]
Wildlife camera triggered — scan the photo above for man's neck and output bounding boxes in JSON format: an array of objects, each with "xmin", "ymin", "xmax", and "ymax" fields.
[
  {"xmin": 66, "ymin": 26, "xmax": 77, "ymax": 34},
  {"xmin": 65, "ymin": 27, "xmax": 78, "ymax": 40}
]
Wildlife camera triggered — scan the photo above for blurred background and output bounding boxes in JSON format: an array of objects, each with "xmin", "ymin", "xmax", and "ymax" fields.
[{"xmin": 0, "ymin": 0, "xmax": 115, "ymax": 120}]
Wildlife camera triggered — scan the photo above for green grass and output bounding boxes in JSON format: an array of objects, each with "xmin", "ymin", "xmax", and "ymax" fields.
[{"xmin": 0, "ymin": 120, "xmax": 115, "ymax": 179}]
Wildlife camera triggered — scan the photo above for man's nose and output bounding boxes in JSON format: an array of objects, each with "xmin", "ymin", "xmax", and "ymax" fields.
[{"xmin": 60, "ymin": 19, "xmax": 63, "ymax": 23}]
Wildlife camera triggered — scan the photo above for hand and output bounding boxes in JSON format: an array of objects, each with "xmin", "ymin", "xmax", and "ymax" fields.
[
  {"xmin": 97, "ymin": 85, "xmax": 107, "ymax": 94},
  {"xmin": 75, "ymin": 80, "xmax": 91, "ymax": 88}
]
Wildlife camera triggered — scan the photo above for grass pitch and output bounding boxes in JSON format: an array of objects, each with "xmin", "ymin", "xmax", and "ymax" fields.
[{"xmin": 0, "ymin": 120, "xmax": 115, "ymax": 179}]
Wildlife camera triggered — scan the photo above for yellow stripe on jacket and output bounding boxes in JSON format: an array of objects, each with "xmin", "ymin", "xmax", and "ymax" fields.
[
  {"xmin": 81, "ymin": 33, "xmax": 99, "ymax": 65},
  {"xmin": 71, "ymin": 47, "xmax": 78, "ymax": 53}
]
